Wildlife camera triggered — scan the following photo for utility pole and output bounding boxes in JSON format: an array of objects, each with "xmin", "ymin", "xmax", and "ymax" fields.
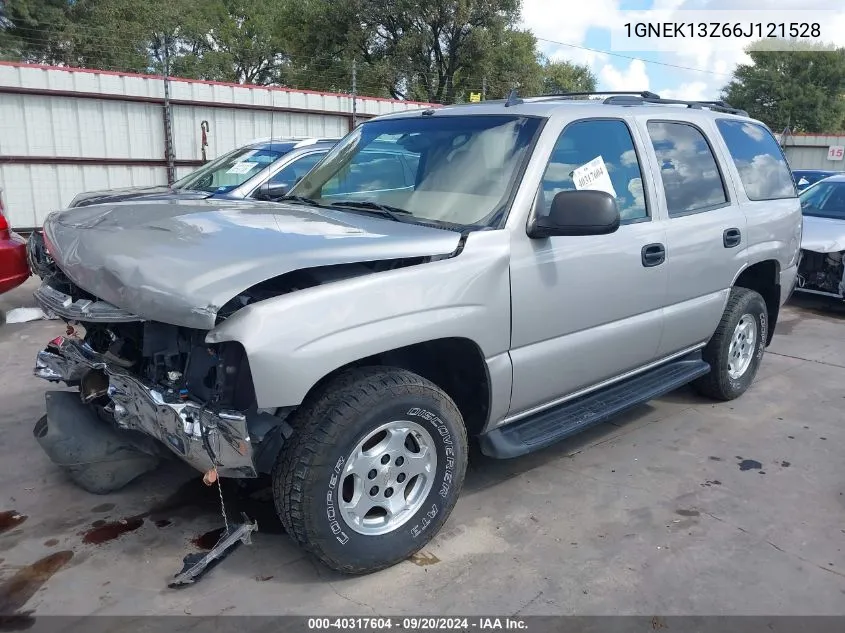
[
  {"xmin": 482, "ymin": 76, "xmax": 487, "ymax": 101},
  {"xmin": 162, "ymin": 41, "xmax": 176, "ymax": 185},
  {"xmin": 351, "ymin": 59, "xmax": 358, "ymax": 130}
]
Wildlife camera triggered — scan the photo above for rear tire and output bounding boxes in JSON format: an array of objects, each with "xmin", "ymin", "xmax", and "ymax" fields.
[
  {"xmin": 693, "ymin": 287, "xmax": 768, "ymax": 401},
  {"xmin": 273, "ymin": 366, "xmax": 468, "ymax": 574}
]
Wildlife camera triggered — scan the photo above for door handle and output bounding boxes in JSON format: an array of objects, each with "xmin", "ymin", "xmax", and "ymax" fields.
[
  {"xmin": 641, "ymin": 243, "xmax": 666, "ymax": 267},
  {"xmin": 723, "ymin": 227, "xmax": 742, "ymax": 248}
]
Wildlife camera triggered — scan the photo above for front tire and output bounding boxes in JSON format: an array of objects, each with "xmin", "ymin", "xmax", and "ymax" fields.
[
  {"xmin": 273, "ymin": 367, "xmax": 468, "ymax": 574},
  {"xmin": 693, "ymin": 287, "xmax": 768, "ymax": 401}
]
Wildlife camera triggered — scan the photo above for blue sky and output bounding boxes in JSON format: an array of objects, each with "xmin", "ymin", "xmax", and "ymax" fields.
[{"xmin": 519, "ymin": 0, "xmax": 845, "ymax": 101}]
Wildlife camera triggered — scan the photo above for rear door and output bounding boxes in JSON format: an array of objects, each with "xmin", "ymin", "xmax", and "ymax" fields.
[
  {"xmin": 636, "ymin": 117, "xmax": 747, "ymax": 357},
  {"xmin": 711, "ymin": 117, "xmax": 799, "ymax": 287}
]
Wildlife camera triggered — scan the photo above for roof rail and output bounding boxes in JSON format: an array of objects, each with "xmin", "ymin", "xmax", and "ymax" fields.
[
  {"xmin": 601, "ymin": 94, "xmax": 748, "ymax": 116},
  {"xmin": 525, "ymin": 90, "xmax": 662, "ymax": 102},
  {"xmin": 510, "ymin": 90, "xmax": 748, "ymax": 116}
]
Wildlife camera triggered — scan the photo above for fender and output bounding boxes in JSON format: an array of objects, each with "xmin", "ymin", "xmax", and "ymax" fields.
[{"xmin": 207, "ymin": 231, "xmax": 513, "ymax": 409}]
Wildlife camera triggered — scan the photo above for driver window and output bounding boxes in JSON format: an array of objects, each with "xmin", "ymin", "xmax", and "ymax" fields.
[{"xmin": 539, "ymin": 119, "xmax": 649, "ymax": 223}]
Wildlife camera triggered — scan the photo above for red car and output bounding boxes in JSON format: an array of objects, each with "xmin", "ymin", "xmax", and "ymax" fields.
[{"xmin": 0, "ymin": 188, "xmax": 30, "ymax": 294}]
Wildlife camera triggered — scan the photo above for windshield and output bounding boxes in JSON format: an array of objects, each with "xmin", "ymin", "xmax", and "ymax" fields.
[
  {"xmin": 799, "ymin": 180, "xmax": 845, "ymax": 220},
  {"xmin": 173, "ymin": 146, "xmax": 287, "ymax": 193},
  {"xmin": 794, "ymin": 172, "xmax": 833, "ymax": 190},
  {"xmin": 289, "ymin": 114, "xmax": 542, "ymax": 227}
]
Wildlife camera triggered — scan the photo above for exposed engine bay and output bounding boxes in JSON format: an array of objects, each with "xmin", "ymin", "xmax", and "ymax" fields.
[{"xmin": 796, "ymin": 250, "xmax": 845, "ymax": 298}]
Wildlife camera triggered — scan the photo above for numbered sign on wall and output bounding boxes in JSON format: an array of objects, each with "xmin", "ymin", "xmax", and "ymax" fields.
[{"xmin": 827, "ymin": 145, "xmax": 844, "ymax": 161}]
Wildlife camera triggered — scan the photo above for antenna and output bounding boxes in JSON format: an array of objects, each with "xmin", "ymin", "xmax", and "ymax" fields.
[{"xmin": 504, "ymin": 89, "xmax": 523, "ymax": 108}]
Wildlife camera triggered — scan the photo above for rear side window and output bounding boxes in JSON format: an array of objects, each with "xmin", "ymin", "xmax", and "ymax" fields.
[
  {"xmin": 715, "ymin": 119, "xmax": 796, "ymax": 200},
  {"xmin": 647, "ymin": 121, "xmax": 728, "ymax": 216}
]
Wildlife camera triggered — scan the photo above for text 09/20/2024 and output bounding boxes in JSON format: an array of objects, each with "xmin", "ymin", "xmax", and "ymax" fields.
[{"xmin": 307, "ymin": 618, "xmax": 529, "ymax": 630}]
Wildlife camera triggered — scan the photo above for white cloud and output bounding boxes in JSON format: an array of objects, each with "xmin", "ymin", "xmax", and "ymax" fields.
[
  {"xmin": 520, "ymin": 0, "xmax": 845, "ymax": 101},
  {"xmin": 599, "ymin": 59, "xmax": 651, "ymax": 91},
  {"xmin": 661, "ymin": 81, "xmax": 709, "ymax": 100},
  {"xmin": 521, "ymin": 0, "xmax": 623, "ymax": 49}
]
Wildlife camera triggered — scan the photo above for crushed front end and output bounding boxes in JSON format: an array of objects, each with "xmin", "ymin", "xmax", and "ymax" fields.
[
  {"xmin": 29, "ymin": 237, "xmax": 286, "ymax": 489},
  {"xmin": 34, "ymin": 324, "xmax": 258, "ymax": 479}
]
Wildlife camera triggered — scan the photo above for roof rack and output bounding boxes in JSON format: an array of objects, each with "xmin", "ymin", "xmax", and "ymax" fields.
[
  {"xmin": 525, "ymin": 90, "xmax": 661, "ymax": 101},
  {"xmin": 600, "ymin": 94, "xmax": 748, "ymax": 116},
  {"xmin": 498, "ymin": 90, "xmax": 748, "ymax": 116}
]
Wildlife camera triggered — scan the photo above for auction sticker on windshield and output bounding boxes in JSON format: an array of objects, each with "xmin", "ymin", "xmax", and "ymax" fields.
[
  {"xmin": 573, "ymin": 156, "xmax": 617, "ymax": 197},
  {"xmin": 226, "ymin": 162, "xmax": 258, "ymax": 175}
]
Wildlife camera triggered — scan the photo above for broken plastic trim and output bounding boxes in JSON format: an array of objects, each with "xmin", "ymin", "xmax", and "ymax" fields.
[
  {"xmin": 168, "ymin": 514, "xmax": 258, "ymax": 588},
  {"xmin": 34, "ymin": 281, "xmax": 142, "ymax": 323}
]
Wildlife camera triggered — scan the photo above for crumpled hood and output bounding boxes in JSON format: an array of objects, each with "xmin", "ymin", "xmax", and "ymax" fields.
[
  {"xmin": 70, "ymin": 186, "xmax": 213, "ymax": 208},
  {"xmin": 43, "ymin": 199, "xmax": 462, "ymax": 330},
  {"xmin": 801, "ymin": 214, "xmax": 845, "ymax": 253}
]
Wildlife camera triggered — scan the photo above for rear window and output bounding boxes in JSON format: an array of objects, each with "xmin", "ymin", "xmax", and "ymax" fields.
[{"xmin": 715, "ymin": 120, "xmax": 796, "ymax": 201}]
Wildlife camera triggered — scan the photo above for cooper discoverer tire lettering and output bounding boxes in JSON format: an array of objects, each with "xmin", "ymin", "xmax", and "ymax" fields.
[{"xmin": 273, "ymin": 366, "xmax": 468, "ymax": 574}]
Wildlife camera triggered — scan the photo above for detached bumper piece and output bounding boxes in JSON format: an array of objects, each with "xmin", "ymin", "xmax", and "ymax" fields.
[
  {"xmin": 168, "ymin": 514, "xmax": 258, "ymax": 588},
  {"xmin": 34, "ymin": 336, "xmax": 257, "ymax": 481},
  {"xmin": 36, "ymin": 391, "xmax": 161, "ymax": 494}
]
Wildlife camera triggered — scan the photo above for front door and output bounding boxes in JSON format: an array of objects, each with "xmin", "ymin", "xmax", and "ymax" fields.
[{"xmin": 508, "ymin": 117, "xmax": 669, "ymax": 418}]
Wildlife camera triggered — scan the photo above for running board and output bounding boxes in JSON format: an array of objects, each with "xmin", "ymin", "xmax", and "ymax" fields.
[{"xmin": 479, "ymin": 353, "xmax": 711, "ymax": 459}]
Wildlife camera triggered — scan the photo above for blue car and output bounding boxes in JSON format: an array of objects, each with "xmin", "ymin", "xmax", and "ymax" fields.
[{"xmin": 792, "ymin": 169, "xmax": 843, "ymax": 192}]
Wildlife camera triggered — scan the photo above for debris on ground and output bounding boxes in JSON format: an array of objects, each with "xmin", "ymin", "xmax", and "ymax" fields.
[
  {"xmin": 168, "ymin": 514, "xmax": 257, "ymax": 588},
  {"xmin": 2, "ymin": 307, "xmax": 54, "ymax": 324}
]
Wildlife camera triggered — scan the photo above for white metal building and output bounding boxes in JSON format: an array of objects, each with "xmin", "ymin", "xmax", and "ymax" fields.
[
  {"xmin": 781, "ymin": 133, "xmax": 845, "ymax": 171},
  {"xmin": 0, "ymin": 62, "xmax": 435, "ymax": 229}
]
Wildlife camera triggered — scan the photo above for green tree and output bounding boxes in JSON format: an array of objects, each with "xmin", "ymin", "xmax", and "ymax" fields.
[
  {"xmin": 540, "ymin": 57, "xmax": 597, "ymax": 94},
  {"xmin": 350, "ymin": 0, "xmax": 524, "ymax": 103},
  {"xmin": 480, "ymin": 28, "xmax": 544, "ymax": 99},
  {"xmin": 721, "ymin": 40, "xmax": 845, "ymax": 133},
  {"xmin": 0, "ymin": 0, "xmax": 72, "ymax": 63}
]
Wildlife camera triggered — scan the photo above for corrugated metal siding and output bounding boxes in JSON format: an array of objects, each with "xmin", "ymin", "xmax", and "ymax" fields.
[
  {"xmin": 0, "ymin": 93, "xmax": 164, "ymax": 159},
  {"xmin": 782, "ymin": 134, "xmax": 845, "ymax": 170},
  {"xmin": 171, "ymin": 105, "xmax": 348, "ymax": 162},
  {"xmin": 0, "ymin": 62, "xmax": 435, "ymax": 229}
]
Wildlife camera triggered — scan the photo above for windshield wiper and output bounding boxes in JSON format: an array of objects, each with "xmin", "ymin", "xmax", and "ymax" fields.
[
  {"xmin": 275, "ymin": 195, "xmax": 327, "ymax": 207},
  {"xmin": 329, "ymin": 200, "xmax": 413, "ymax": 222}
]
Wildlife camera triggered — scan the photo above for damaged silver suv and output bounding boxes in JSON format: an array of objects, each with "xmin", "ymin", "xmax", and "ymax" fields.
[{"xmin": 27, "ymin": 91, "xmax": 802, "ymax": 575}]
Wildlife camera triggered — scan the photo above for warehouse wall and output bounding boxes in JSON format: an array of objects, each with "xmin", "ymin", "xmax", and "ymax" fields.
[
  {"xmin": 781, "ymin": 133, "xmax": 845, "ymax": 171},
  {"xmin": 0, "ymin": 62, "xmax": 434, "ymax": 229}
]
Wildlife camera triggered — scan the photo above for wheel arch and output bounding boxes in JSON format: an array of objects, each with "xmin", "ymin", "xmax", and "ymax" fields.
[
  {"xmin": 732, "ymin": 259, "xmax": 781, "ymax": 346},
  {"xmin": 301, "ymin": 337, "xmax": 492, "ymax": 438}
]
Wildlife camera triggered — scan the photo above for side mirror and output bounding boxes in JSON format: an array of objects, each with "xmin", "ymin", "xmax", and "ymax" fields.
[
  {"xmin": 528, "ymin": 190, "xmax": 621, "ymax": 238},
  {"xmin": 255, "ymin": 181, "xmax": 290, "ymax": 201}
]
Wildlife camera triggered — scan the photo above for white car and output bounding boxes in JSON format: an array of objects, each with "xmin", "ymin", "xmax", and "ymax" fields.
[{"xmin": 796, "ymin": 174, "xmax": 845, "ymax": 299}]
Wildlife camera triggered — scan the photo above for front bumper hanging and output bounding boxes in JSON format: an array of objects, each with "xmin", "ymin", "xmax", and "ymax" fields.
[{"xmin": 34, "ymin": 336, "xmax": 257, "ymax": 478}]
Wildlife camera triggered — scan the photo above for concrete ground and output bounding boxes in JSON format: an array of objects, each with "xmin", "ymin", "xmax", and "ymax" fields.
[{"xmin": 1, "ymin": 276, "xmax": 844, "ymax": 617}]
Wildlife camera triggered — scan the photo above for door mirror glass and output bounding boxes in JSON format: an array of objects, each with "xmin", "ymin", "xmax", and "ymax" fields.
[
  {"xmin": 255, "ymin": 181, "xmax": 290, "ymax": 200},
  {"xmin": 529, "ymin": 190, "xmax": 621, "ymax": 238}
]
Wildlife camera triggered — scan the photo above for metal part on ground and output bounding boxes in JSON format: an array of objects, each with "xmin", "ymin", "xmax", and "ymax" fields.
[{"xmin": 168, "ymin": 514, "xmax": 257, "ymax": 588}]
